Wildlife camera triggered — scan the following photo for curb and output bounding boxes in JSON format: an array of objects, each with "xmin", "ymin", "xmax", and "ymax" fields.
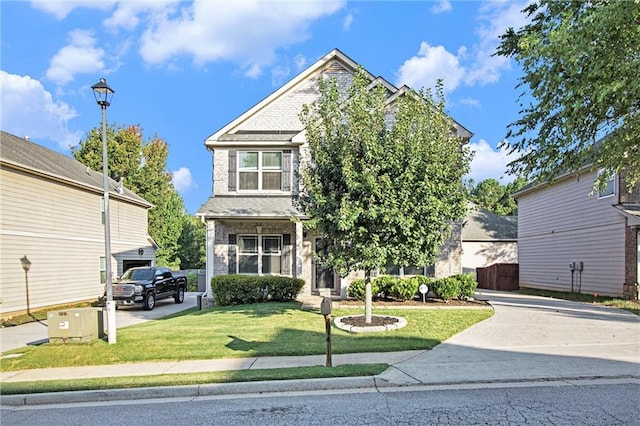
[{"xmin": 0, "ymin": 376, "xmax": 376, "ymax": 406}]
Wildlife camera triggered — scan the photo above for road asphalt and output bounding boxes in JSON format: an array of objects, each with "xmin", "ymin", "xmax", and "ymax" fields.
[{"xmin": 1, "ymin": 290, "xmax": 639, "ymax": 406}]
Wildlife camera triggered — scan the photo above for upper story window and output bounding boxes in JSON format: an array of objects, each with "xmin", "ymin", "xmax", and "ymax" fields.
[
  {"xmin": 238, "ymin": 151, "xmax": 282, "ymax": 190},
  {"xmin": 597, "ymin": 170, "xmax": 616, "ymax": 198}
]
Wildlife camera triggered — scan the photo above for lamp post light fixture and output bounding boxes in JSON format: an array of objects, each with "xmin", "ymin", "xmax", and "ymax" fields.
[
  {"xmin": 20, "ymin": 255, "xmax": 32, "ymax": 316},
  {"xmin": 92, "ymin": 78, "xmax": 116, "ymax": 344}
]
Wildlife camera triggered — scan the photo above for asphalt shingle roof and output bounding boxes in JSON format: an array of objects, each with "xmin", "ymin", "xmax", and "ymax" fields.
[
  {"xmin": 0, "ymin": 130, "xmax": 152, "ymax": 208},
  {"xmin": 197, "ymin": 196, "xmax": 302, "ymax": 219},
  {"xmin": 462, "ymin": 204, "xmax": 517, "ymax": 241}
]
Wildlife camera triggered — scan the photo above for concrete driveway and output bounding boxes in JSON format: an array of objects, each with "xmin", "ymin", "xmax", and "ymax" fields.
[{"xmin": 0, "ymin": 292, "xmax": 199, "ymax": 353}]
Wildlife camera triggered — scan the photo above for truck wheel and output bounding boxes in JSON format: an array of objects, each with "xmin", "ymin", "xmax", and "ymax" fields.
[
  {"xmin": 144, "ymin": 292, "xmax": 156, "ymax": 310},
  {"xmin": 174, "ymin": 287, "xmax": 185, "ymax": 304}
]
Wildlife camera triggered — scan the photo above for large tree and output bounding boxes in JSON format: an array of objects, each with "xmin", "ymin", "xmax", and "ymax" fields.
[
  {"xmin": 72, "ymin": 124, "xmax": 189, "ymax": 269},
  {"xmin": 298, "ymin": 69, "xmax": 471, "ymax": 323},
  {"xmin": 496, "ymin": 0, "xmax": 640, "ymax": 189},
  {"xmin": 466, "ymin": 177, "xmax": 527, "ymax": 216}
]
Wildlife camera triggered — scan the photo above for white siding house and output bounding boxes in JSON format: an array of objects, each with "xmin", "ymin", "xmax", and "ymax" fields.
[
  {"xmin": 196, "ymin": 49, "xmax": 473, "ymax": 301},
  {"xmin": 0, "ymin": 131, "xmax": 156, "ymax": 318},
  {"xmin": 514, "ymin": 168, "xmax": 639, "ymax": 298},
  {"xmin": 461, "ymin": 204, "xmax": 518, "ymax": 274}
]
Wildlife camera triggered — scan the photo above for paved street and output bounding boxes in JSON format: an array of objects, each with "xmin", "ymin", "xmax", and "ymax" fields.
[{"xmin": 2, "ymin": 379, "xmax": 638, "ymax": 425}]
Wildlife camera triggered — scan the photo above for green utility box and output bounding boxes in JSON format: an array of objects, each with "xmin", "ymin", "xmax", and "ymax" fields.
[{"xmin": 47, "ymin": 308, "xmax": 104, "ymax": 343}]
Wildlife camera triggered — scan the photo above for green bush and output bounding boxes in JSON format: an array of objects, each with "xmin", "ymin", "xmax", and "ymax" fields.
[
  {"xmin": 372, "ymin": 275, "xmax": 395, "ymax": 298},
  {"xmin": 453, "ymin": 273, "xmax": 477, "ymax": 299},
  {"xmin": 186, "ymin": 273, "xmax": 198, "ymax": 292},
  {"xmin": 347, "ymin": 278, "xmax": 380, "ymax": 301},
  {"xmin": 431, "ymin": 277, "xmax": 460, "ymax": 301},
  {"xmin": 211, "ymin": 275, "xmax": 304, "ymax": 306},
  {"xmin": 387, "ymin": 277, "xmax": 420, "ymax": 301}
]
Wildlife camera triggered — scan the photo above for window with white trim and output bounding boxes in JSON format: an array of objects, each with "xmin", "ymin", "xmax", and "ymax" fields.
[
  {"xmin": 238, "ymin": 151, "xmax": 282, "ymax": 190},
  {"xmin": 237, "ymin": 235, "xmax": 282, "ymax": 274},
  {"xmin": 100, "ymin": 256, "xmax": 106, "ymax": 284},
  {"xmin": 597, "ymin": 170, "xmax": 616, "ymax": 198}
]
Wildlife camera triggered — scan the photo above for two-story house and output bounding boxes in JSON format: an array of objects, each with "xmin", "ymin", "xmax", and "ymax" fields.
[
  {"xmin": 514, "ymin": 167, "xmax": 639, "ymax": 299},
  {"xmin": 0, "ymin": 131, "xmax": 157, "ymax": 318},
  {"xmin": 196, "ymin": 49, "xmax": 472, "ymax": 302}
]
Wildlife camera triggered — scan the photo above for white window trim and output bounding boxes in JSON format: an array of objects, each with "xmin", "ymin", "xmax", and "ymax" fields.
[
  {"xmin": 237, "ymin": 151, "xmax": 283, "ymax": 192},
  {"xmin": 237, "ymin": 234, "xmax": 283, "ymax": 275},
  {"xmin": 597, "ymin": 169, "xmax": 616, "ymax": 199}
]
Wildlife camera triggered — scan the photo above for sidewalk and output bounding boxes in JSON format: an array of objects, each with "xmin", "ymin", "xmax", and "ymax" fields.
[{"xmin": 2, "ymin": 291, "xmax": 639, "ymax": 406}]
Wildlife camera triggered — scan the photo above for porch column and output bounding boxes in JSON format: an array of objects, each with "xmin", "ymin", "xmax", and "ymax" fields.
[
  {"xmin": 295, "ymin": 221, "xmax": 303, "ymax": 278},
  {"xmin": 205, "ymin": 219, "xmax": 215, "ymax": 299}
]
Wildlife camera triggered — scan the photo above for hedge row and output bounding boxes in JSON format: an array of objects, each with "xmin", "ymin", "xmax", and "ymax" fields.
[
  {"xmin": 347, "ymin": 273, "xmax": 477, "ymax": 301},
  {"xmin": 211, "ymin": 275, "xmax": 305, "ymax": 306}
]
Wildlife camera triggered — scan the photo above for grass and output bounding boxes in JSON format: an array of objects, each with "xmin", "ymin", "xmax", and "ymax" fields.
[
  {"xmin": 516, "ymin": 288, "xmax": 640, "ymax": 316},
  {"xmin": 0, "ymin": 364, "xmax": 389, "ymax": 395},
  {"xmin": 1, "ymin": 301, "xmax": 97, "ymax": 327},
  {"xmin": 1, "ymin": 302, "xmax": 493, "ymax": 372}
]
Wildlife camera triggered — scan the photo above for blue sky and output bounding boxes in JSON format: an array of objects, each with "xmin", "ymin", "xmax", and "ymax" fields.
[{"xmin": 1, "ymin": 0, "xmax": 530, "ymax": 214}]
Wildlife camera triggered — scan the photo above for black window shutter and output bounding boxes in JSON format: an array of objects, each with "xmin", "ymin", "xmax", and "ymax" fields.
[
  {"xmin": 228, "ymin": 151, "xmax": 237, "ymax": 191},
  {"xmin": 281, "ymin": 233, "xmax": 292, "ymax": 275},
  {"xmin": 281, "ymin": 151, "xmax": 291, "ymax": 192},
  {"xmin": 228, "ymin": 234, "xmax": 237, "ymax": 274}
]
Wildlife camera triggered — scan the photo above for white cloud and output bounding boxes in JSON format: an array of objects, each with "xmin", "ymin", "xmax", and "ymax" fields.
[
  {"xmin": 460, "ymin": 97, "xmax": 480, "ymax": 108},
  {"xmin": 0, "ymin": 71, "xmax": 82, "ymax": 149},
  {"xmin": 172, "ymin": 167, "xmax": 195, "ymax": 192},
  {"xmin": 30, "ymin": 0, "xmax": 115, "ymax": 20},
  {"xmin": 103, "ymin": 0, "xmax": 177, "ymax": 31},
  {"xmin": 395, "ymin": 42, "xmax": 465, "ymax": 93},
  {"xmin": 430, "ymin": 0, "xmax": 452, "ymax": 15},
  {"xmin": 465, "ymin": 1, "xmax": 530, "ymax": 86},
  {"xmin": 467, "ymin": 139, "xmax": 517, "ymax": 184},
  {"xmin": 343, "ymin": 12, "xmax": 354, "ymax": 30},
  {"xmin": 138, "ymin": 0, "xmax": 345, "ymax": 74},
  {"xmin": 46, "ymin": 30, "xmax": 106, "ymax": 85}
]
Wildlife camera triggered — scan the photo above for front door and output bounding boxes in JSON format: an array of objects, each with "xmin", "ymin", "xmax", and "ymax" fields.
[{"xmin": 313, "ymin": 238, "xmax": 336, "ymax": 294}]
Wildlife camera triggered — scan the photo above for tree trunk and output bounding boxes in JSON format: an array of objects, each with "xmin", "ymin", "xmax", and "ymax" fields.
[{"xmin": 365, "ymin": 269, "xmax": 372, "ymax": 324}]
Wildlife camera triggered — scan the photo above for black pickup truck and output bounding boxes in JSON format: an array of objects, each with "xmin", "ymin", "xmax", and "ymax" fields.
[{"xmin": 112, "ymin": 266, "xmax": 187, "ymax": 310}]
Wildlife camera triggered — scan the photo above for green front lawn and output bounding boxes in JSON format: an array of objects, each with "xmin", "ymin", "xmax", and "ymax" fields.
[{"xmin": 1, "ymin": 302, "xmax": 493, "ymax": 372}]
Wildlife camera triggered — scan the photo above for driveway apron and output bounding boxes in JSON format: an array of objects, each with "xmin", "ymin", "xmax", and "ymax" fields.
[{"xmin": 379, "ymin": 290, "xmax": 640, "ymax": 385}]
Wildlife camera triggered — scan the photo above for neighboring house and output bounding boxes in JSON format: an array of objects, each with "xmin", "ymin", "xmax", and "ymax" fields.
[
  {"xmin": 0, "ymin": 131, "xmax": 157, "ymax": 318},
  {"xmin": 196, "ymin": 49, "xmax": 473, "ymax": 300},
  {"xmin": 514, "ymin": 167, "xmax": 639, "ymax": 298},
  {"xmin": 461, "ymin": 203, "xmax": 518, "ymax": 274}
]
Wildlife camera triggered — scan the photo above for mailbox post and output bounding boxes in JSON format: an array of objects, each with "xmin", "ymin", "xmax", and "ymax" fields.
[{"xmin": 320, "ymin": 296, "xmax": 333, "ymax": 367}]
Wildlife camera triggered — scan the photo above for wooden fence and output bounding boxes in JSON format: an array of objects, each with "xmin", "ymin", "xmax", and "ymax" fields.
[{"xmin": 476, "ymin": 263, "xmax": 519, "ymax": 291}]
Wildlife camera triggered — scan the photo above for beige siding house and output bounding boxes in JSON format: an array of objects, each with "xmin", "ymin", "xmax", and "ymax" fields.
[
  {"xmin": 514, "ymin": 168, "xmax": 639, "ymax": 298},
  {"xmin": 461, "ymin": 204, "xmax": 518, "ymax": 274},
  {"xmin": 0, "ymin": 131, "xmax": 156, "ymax": 318},
  {"xmin": 196, "ymin": 49, "xmax": 473, "ymax": 301}
]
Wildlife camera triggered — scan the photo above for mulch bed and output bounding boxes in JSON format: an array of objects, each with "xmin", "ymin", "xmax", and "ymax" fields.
[{"xmin": 340, "ymin": 315, "xmax": 400, "ymax": 327}]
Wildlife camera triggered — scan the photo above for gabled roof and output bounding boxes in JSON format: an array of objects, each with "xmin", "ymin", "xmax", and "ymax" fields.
[
  {"xmin": 206, "ymin": 48, "xmax": 473, "ymax": 146},
  {"xmin": 462, "ymin": 203, "xmax": 517, "ymax": 242},
  {"xmin": 0, "ymin": 130, "xmax": 152, "ymax": 208}
]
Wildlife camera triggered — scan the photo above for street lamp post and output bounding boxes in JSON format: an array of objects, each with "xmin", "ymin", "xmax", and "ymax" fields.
[
  {"xmin": 91, "ymin": 78, "xmax": 116, "ymax": 344},
  {"xmin": 20, "ymin": 255, "xmax": 31, "ymax": 316}
]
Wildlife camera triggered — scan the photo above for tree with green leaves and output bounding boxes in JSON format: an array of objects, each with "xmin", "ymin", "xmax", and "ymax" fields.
[
  {"xmin": 467, "ymin": 177, "xmax": 527, "ymax": 216},
  {"xmin": 178, "ymin": 215, "xmax": 206, "ymax": 269},
  {"xmin": 72, "ymin": 124, "xmax": 191, "ymax": 269},
  {"xmin": 298, "ymin": 69, "xmax": 471, "ymax": 323},
  {"xmin": 496, "ymin": 0, "xmax": 640, "ymax": 189}
]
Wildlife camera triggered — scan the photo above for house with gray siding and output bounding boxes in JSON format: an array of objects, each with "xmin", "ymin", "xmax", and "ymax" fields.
[
  {"xmin": 0, "ymin": 131, "xmax": 156, "ymax": 318},
  {"xmin": 196, "ymin": 49, "xmax": 473, "ymax": 302},
  {"xmin": 514, "ymin": 167, "xmax": 639, "ymax": 298}
]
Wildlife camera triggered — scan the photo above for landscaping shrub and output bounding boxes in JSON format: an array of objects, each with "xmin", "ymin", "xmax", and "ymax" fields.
[
  {"xmin": 372, "ymin": 275, "xmax": 395, "ymax": 298},
  {"xmin": 347, "ymin": 278, "xmax": 380, "ymax": 301},
  {"xmin": 431, "ymin": 277, "xmax": 460, "ymax": 301},
  {"xmin": 267, "ymin": 276, "xmax": 305, "ymax": 302},
  {"xmin": 387, "ymin": 277, "xmax": 420, "ymax": 301},
  {"xmin": 211, "ymin": 275, "xmax": 305, "ymax": 306},
  {"xmin": 186, "ymin": 273, "xmax": 198, "ymax": 292},
  {"xmin": 453, "ymin": 273, "xmax": 477, "ymax": 299}
]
